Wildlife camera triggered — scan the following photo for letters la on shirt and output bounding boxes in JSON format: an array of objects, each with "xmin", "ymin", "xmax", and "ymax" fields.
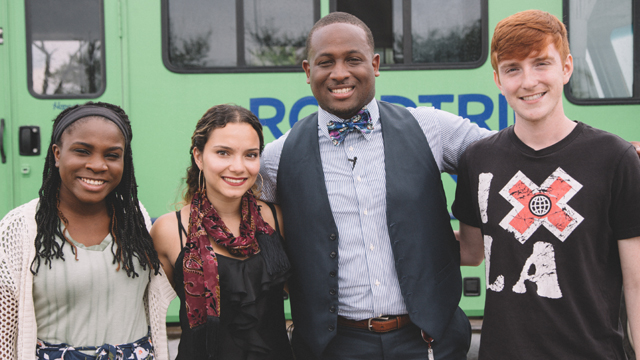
[{"xmin": 452, "ymin": 122, "xmax": 640, "ymax": 360}]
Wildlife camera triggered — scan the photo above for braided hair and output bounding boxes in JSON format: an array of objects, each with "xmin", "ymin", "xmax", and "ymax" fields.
[{"xmin": 31, "ymin": 101, "xmax": 161, "ymax": 278}]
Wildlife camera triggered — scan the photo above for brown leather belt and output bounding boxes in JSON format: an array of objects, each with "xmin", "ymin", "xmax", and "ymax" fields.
[{"xmin": 337, "ymin": 315, "xmax": 412, "ymax": 333}]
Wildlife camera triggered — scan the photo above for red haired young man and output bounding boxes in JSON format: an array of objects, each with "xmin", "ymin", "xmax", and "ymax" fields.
[{"xmin": 453, "ymin": 10, "xmax": 640, "ymax": 359}]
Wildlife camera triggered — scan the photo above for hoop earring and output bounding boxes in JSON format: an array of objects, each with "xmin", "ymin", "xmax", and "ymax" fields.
[
  {"xmin": 257, "ymin": 172, "xmax": 265, "ymax": 192},
  {"xmin": 198, "ymin": 169, "xmax": 205, "ymax": 193}
]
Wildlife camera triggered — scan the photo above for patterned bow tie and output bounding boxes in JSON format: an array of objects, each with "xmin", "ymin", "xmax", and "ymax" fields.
[{"xmin": 327, "ymin": 108, "xmax": 374, "ymax": 146}]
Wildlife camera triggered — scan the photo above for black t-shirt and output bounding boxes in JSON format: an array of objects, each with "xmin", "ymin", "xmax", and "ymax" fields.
[{"xmin": 453, "ymin": 122, "xmax": 640, "ymax": 360}]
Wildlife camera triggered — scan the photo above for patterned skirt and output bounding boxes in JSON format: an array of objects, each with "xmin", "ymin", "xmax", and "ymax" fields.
[{"xmin": 36, "ymin": 331, "xmax": 155, "ymax": 360}]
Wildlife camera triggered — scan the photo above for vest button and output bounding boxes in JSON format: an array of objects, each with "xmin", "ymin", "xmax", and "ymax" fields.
[
  {"xmin": 328, "ymin": 325, "xmax": 335, "ymax": 331},
  {"xmin": 329, "ymin": 288, "xmax": 337, "ymax": 296},
  {"xmin": 329, "ymin": 234, "xmax": 337, "ymax": 241},
  {"xmin": 329, "ymin": 305, "xmax": 336, "ymax": 313},
  {"xmin": 329, "ymin": 251, "xmax": 337, "ymax": 259},
  {"xmin": 329, "ymin": 270, "xmax": 336, "ymax": 277}
]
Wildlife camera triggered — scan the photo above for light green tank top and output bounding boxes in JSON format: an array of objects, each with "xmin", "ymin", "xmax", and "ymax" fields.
[{"xmin": 32, "ymin": 227, "xmax": 150, "ymax": 347}]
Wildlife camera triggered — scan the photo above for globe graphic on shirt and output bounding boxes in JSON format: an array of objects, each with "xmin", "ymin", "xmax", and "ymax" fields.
[{"xmin": 529, "ymin": 194, "xmax": 551, "ymax": 216}]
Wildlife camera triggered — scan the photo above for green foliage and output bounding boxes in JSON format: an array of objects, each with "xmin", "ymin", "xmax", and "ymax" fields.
[
  {"xmin": 168, "ymin": 28, "xmax": 212, "ymax": 68},
  {"xmin": 411, "ymin": 19, "xmax": 482, "ymax": 63},
  {"xmin": 248, "ymin": 25, "xmax": 306, "ymax": 66}
]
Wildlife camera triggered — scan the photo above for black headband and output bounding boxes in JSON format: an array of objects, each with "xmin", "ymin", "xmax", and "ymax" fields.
[{"xmin": 53, "ymin": 105, "xmax": 131, "ymax": 144}]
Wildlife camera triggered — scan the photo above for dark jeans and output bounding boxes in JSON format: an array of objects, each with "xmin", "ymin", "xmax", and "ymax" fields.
[{"xmin": 293, "ymin": 307, "xmax": 471, "ymax": 360}]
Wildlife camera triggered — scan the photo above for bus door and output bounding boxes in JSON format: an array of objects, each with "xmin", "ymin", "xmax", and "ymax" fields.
[
  {"xmin": 0, "ymin": 0, "xmax": 13, "ymax": 217},
  {"xmin": 3, "ymin": 0, "xmax": 125, "ymax": 213}
]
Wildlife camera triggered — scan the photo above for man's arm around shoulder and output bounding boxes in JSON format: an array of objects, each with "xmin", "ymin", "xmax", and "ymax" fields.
[
  {"xmin": 259, "ymin": 130, "xmax": 291, "ymax": 203},
  {"xmin": 409, "ymin": 106, "xmax": 494, "ymax": 174}
]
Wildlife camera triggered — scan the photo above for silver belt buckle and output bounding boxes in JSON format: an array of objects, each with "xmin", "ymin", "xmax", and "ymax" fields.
[{"xmin": 367, "ymin": 315, "xmax": 390, "ymax": 331}]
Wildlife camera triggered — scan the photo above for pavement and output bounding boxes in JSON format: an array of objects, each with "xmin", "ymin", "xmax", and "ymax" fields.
[{"xmin": 467, "ymin": 318, "xmax": 482, "ymax": 360}]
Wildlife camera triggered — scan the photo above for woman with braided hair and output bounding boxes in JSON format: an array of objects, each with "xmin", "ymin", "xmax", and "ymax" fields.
[
  {"xmin": 151, "ymin": 104, "xmax": 293, "ymax": 359},
  {"xmin": 0, "ymin": 102, "xmax": 176, "ymax": 360}
]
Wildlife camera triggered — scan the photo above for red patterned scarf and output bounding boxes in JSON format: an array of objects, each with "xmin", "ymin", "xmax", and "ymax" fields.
[{"xmin": 183, "ymin": 189, "xmax": 275, "ymax": 331}]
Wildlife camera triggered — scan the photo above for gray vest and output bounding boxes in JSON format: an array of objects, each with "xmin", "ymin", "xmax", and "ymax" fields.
[{"xmin": 277, "ymin": 101, "xmax": 462, "ymax": 356}]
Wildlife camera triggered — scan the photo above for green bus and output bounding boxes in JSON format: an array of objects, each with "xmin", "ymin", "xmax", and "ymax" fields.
[{"xmin": 1, "ymin": 0, "xmax": 638, "ymax": 324}]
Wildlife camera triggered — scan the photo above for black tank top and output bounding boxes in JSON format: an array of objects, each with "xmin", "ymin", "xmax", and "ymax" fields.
[{"xmin": 173, "ymin": 203, "xmax": 293, "ymax": 360}]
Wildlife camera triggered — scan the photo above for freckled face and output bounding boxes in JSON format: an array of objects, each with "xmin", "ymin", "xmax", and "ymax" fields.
[
  {"xmin": 494, "ymin": 43, "xmax": 573, "ymax": 124},
  {"xmin": 53, "ymin": 117, "xmax": 126, "ymax": 209},
  {"xmin": 302, "ymin": 23, "xmax": 380, "ymax": 119},
  {"xmin": 193, "ymin": 123, "xmax": 261, "ymax": 204}
]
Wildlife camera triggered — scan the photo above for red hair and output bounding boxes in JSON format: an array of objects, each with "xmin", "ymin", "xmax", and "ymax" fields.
[{"xmin": 491, "ymin": 10, "xmax": 570, "ymax": 72}]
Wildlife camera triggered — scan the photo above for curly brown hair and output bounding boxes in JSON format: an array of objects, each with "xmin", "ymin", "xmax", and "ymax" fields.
[{"xmin": 183, "ymin": 104, "xmax": 265, "ymax": 204}]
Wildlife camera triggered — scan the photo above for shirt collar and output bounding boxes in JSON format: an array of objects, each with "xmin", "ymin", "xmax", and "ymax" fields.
[{"xmin": 317, "ymin": 99, "xmax": 379, "ymax": 142}]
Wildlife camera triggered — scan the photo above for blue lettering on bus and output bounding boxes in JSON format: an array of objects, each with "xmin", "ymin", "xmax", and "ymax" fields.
[
  {"xmin": 289, "ymin": 96, "xmax": 317, "ymax": 128},
  {"xmin": 499, "ymin": 93, "xmax": 509, "ymax": 130},
  {"xmin": 250, "ymin": 94, "xmax": 513, "ymax": 138},
  {"xmin": 458, "ymin": 94, "xmax": 493, "ymax": 130},
  {"xmin": 250, "ymin": 98, "xmax": 286, "ymax": 138},
  {"xmin": 52, "ymin": 102, "xmax": 77, "ymax": 110}
]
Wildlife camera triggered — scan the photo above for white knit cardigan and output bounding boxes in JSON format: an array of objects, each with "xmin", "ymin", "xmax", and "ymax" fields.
[{"xmin": 0, "ymin": 199, "xmax": 177, "ymax": 360}]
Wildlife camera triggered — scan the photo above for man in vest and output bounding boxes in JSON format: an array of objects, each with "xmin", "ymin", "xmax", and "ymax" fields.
[{"xmin": 259, "ymin": 12, "xmax": 491, "ymax": 359}]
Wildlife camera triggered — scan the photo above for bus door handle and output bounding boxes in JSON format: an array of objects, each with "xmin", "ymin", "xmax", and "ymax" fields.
[
  {"xmin": 19, "ymin": 126, "xmax": 40, "ymax": 156},
  {"xmin": 0, "ymin": 119, "xmax": 6, "ymax": 163}
]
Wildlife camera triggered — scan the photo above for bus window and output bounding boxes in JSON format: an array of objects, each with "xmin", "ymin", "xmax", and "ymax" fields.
[
  {"xmin": 26, "ymin": 0, "xmax": 105, "ymax": 98},
  {"xmin": 333, "ymin": 0, "xmax": 487, "ymax": 69},
  {"xmin": 566, "ymin": 0, "xmax": 637, "ymax": 103},
  {"xmin": 163, "ymin": 0, "xmax": 319, "ymax": 72}
]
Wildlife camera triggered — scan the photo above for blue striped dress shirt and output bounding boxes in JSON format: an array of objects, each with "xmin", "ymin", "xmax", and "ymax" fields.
[{"xmin": 260, "ymin": 99, "xmax": 491, "ymax": 320}]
